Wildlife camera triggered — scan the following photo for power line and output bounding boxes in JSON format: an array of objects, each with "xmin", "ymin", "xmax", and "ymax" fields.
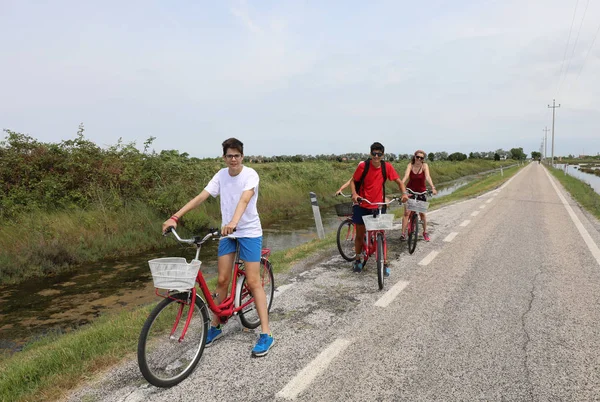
[
  {"xmin": 575, "ymin": 20, "xmax": 600, "ymax": 82},
  {"xmin": 558, "ymin": 0, "xmax": 591, "ymax": 97},
  {"xmin": 556, "ymin": 0, "xmax": 580, "ymax": 96}
]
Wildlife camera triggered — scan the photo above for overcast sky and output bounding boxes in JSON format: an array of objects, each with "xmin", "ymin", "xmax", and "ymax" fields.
[{"xmin": 2, "ymin": 0, "xmax": 599, "ymax": 158}]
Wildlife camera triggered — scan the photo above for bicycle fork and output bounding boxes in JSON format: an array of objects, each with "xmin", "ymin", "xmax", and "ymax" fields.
[{"xmin": 170, "ymin": 288, "xmax": 197, "ymax": 343}]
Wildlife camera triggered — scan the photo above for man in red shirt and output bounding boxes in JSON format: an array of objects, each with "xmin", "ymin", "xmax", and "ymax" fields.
[{"xmin": 350, "ymin": 142, "xmax": 408, "ymax": 275}]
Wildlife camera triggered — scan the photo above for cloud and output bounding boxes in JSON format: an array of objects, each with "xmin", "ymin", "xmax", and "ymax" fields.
[{"xmin": 229, "ymin": 0, "xmax": 263, "ymax": 34}]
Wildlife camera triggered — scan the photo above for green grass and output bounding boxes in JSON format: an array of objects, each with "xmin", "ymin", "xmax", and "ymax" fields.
[
  {"xmin": 548, "ymin": 165, "xmax": 600, "ymax": 220},
  {"xmin": 386, "ymin": 164, "xmax": 523, "ymax": 218},
  {"xmin": 0, "ymin": 160, "xmax": 515, "ymax": 285}
]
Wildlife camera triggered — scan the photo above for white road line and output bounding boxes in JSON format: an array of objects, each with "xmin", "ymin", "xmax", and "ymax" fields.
[
  {"xmin": 444, "ymin": 232, "xmax": 458, "ymax": 242},
  {"xmin": 277, "ymin": 339, "xmax": 353, "ymax": 400},
  {"xmin": 471, "ymin": 211, "xmax": 480, "ymax": 217},
  {"xmin": 418, "ymin": 250, "xmax": 439, "ymax": 266},
  {"xmin": 544, "ymin": 169, "xmax": 600, "ymax": 267},
  {"xmin": 459, "ymin": 220, "xmax": 471, "ymax": 227},
  {"xmin": 374, "ymin": 280, "xmax": 410, "ymax": 308},
  {"xmin": 479, "ymin": 205, "xmax": 486, "ymax": 209},
  {"xmin": 486, "ymin": 198, "xmax": 493, "ymax": 204}
]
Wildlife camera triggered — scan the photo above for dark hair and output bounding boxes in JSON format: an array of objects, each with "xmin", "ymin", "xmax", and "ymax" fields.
[
  {"xmin": 411, "ymin": 149, "xmax": 426, "ymax": 165},
  {"xmin": 370, "ymin": 142, "xmax": 385, "ymax": 153},
  {"xmin": 222, "ymin": 138, "xmax": 244, "ymax": 156}
]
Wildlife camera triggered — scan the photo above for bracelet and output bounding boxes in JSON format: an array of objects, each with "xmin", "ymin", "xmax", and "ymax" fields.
[{"xmin": 170, "ymin": 215, "xmax": 180, "ymax": 222}]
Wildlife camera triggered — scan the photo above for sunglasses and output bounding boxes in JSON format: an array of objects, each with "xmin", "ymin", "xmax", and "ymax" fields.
[
  {"xmin": 225, "ymin": 154, "xmax": 242, "ymax": 160},
  {"xmin": 415, "ymin": 155, "xmax": 425, "ymax": 160},
  {"xmin": 371, "ymin": 151, "xmax": 383, "ymax": 157}
]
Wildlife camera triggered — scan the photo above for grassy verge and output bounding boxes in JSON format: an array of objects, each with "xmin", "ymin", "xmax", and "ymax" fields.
[
  {"xmin": 548, "ymin": 166, "xmax": 600, "ymax": 220},
  {"xmin": 388, "ymin": 164, "xmax": 523, "ymax": 218},
  {"xmin": 0, "ymin": 160, "xmax": 515, "ymax": 285},
  {"xmin": 429, "ymin": 165, "xmax": 522, "ymax": 209}
]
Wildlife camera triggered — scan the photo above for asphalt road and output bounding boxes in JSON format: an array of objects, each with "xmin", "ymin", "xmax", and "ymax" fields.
[{"xmin": 67, "ymin": 163, "xmax": 600, "ymax": 402}]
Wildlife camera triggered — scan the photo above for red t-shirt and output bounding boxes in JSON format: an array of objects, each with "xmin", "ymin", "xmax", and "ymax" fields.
[{"xmin": 352, "ymin": 160, "xmax": 399, "ymax": 209}]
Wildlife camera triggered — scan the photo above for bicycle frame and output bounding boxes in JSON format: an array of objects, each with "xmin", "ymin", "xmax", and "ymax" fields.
[
  {"xmin": 157, "ymin": 229, "xmax": 270, "ymax": 340},
  {"xmin": 356, "ymin": 196, "xmax": 399, "ymax": 263},
  {"xmin": 363, "ymin": 228, "xmax": 386, "ymax": 262}
]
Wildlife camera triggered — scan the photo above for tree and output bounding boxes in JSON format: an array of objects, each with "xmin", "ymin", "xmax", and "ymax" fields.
[
  {"xmin": 448, "ymin": 152, "xmax": 468, "ymax": 161},
  {"xmin": 428, "ymin": 152, "xmax": 435, "ymax": 162},
  {"xmin": 510, "ymin": 147, "xmax": 526, "ymax": 160},
  {"xmin": 531, "ymin": 151, "xmax": 541, "ymax": 160},
  {"xmin": 494, "ymin": 153, "xmax": 500, "ymax": 161},
  {"xmin": 435, "ymin": 151, "xmax": 448, "ymax": 161}
]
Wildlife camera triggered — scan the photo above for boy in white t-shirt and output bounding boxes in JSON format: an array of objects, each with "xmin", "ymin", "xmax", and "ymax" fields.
[{"xmin": 162, "ymin": 138, "xmax": 274, "ymax": 357}]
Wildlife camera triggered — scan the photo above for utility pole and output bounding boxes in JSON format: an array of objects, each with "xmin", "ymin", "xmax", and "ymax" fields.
[
  {"xmin": 543, "ymin": 127, "xmax": 550, "ymax": 160},
  {"xmin": 548, "ymin": 99, "xmax": 560, "ymax": 166}
]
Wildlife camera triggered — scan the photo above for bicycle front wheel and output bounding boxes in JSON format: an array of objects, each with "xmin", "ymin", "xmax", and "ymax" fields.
[
  {"xmin": 336, "ymin": 219, "xmax": 356, "ymax": 261},
  {"xmin": 408, "ymin": 213, "xmax": 418, "ymax": 254},
  {"xmin": 376, "ymin": 233, "xmax": 385, "ymax": 290},
  {"xmin": 237, "ymin": 258, "xmax": 275, "ymax": 329},
  {"xmin": 138, "ymin": 292, "xmax": 208, "ymax": 388}
]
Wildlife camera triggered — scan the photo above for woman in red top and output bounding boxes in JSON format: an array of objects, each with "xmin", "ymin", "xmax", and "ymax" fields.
[{"xmin": 400, "ymin": 150, "xmax": 437, "ymax": 241}]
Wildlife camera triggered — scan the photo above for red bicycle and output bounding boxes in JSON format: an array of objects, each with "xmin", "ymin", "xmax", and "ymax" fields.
[
  {"xmin": 137, "ymin": 228, "xmax": 274, "ymax": 387},
  {"xmin": 336, "ymin": 194, "xmax": 400, "ymax": 290},
  {"xmin": 335, "ymin": 193, "xmax": 357, "ymax": 261},
  {"xmin": 405, "ymin": 189, "xmax": 431, "ymax": 254}
]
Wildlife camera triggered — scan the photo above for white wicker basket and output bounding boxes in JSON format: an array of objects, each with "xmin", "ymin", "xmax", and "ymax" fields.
[
  {"xmin": 362, "ymin": 213, "xmax": 395, "ymax": 231},
  {"xmin": 148, "ymin": 257, "xmax": 201, "ymax": 291},
  {"xmin": 406, "ymin": 199, "xmax": 429, "ymax": 213}
]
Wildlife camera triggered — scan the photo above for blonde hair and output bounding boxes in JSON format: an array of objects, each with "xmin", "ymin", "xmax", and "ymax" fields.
[{"xmin": 411, "ymin": 150, "xmax": 426, "ymax": 164}]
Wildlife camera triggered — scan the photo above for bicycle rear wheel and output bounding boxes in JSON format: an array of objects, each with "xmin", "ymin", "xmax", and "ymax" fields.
[
  {"xmin": 336, "ymin": 219, "xmax": 356, "ymax": 261},
  {"xmin": 236, "ymin": 258, "xmax": 275, "ymax": 329},
  {"xmin": 376, "ymin": 233, "xmax": 385, "ymax": 290},
  {"xmin": 138, "ymin": 292, "xmax": 208, "ymax": 388},
  {"xmin": 408, "ymin": 213, "xmax": 418, "ymax": 254}
]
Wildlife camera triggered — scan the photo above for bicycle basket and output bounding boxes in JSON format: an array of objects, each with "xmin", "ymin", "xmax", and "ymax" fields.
[
  {"xmin": 362, "ymin": 213, "xmax": 395, "ymax": 231},
  {"xmin": 148, "ymin": 257, "xmax": 201, "ymax": 291},
  {"xmin": 406, "ymin": 198, "xmax": 429, "ymax": 213},
  {"xmin": 335, "ymin": 202, "xmax": 354, "ymax": 217}
]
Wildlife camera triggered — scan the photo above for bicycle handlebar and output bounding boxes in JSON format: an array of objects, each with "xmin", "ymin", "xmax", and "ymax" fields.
[
  {"xmin": 164, "ymin": 227, "xmax": 222, "ymax": 246},
  {"xmin": 407, "ymin": 188, "xmax": 433, "ymax": 196},
  {"xmin": 357, "ymin": 196, "xmax": 401, "ymax": 206}
]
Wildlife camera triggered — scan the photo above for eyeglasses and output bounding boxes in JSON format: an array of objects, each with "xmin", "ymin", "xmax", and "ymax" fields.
[
  {"xmin": 371, "ymin": 152, "xmax": 383, "ymax": 157},
  {"xmin": 415, "ymin": 155, "xmax": 424, "ymax": 160},
  {"xmin": 225, "ymin": 154, "xmax": 242, "ymax": 160}
]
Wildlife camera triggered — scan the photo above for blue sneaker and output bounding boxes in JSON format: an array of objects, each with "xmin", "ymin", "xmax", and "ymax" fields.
[
  {"xmin": 205, "ymin": 325, "xmax": 223, "ymax": 347},
  {"xmin": 252, "ymin": 333, "xmax": 274, "ymax": 357},
  {"xmin": 353, "ymin": 260, "xmax": 363, "ymax": 273},
  {"xmin": 384, "ymin": 266, "xmax": 390, "ymax": 277}
]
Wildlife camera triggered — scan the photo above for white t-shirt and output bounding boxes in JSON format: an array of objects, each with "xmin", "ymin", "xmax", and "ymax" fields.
[{"xmin": 204, "ymin": 166, "xmax": 262, "ymax": 238}]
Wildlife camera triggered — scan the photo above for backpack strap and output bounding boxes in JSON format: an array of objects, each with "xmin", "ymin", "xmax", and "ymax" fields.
[
  {"xmin": 355, "ymin": 159, "xmax": 388, "ymax": 202},
  {"xmin": 381, "ymin": 161, "xmax": 387, "ymax": 202},
  {"xmin": 354, "ymin": 158, "xmax": 371, "ymax": 195}
]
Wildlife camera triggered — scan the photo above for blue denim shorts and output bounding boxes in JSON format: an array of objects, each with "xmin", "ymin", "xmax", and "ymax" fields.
[
  {"xmin": 352, "ymin": 205, "xmax": 387, "ymax": 225},
  {"xmin": 218, "ymin": 236, "xmax": 262, "ymax": 262}
]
